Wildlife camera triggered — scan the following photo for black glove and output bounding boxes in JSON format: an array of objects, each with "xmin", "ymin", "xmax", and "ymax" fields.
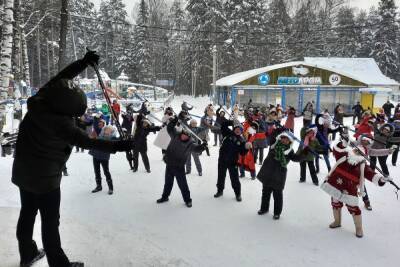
[
  {"xmin": 170, "ymin": 116, "xmax": 179, "ymax": 124},
  {"xmin": 200, "ymin": 141, "xmax": 208, "ymax": 151},
  {"xmin": 83, "ymin": 50, "xmax": 100, "ymax": 66},
  {"xmin": 113, "ymin": 140, "xmax": 134, "ymax": 152},
  {"xmin": 154, "ymin": 126, "xmax": 162, "ymax": 131}
]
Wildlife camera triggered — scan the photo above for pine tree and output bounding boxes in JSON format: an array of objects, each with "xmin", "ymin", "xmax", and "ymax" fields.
[
  {"xmin": 335, "ymin": 7, "xmax": 357, "ymax": 57},
  {"xmin": 371, "ymin": 0, "xmax": 399, "ymax": 78},
  {"xmin": 132, "ymin": 0, "xmax": 152, "ymax": 83},
  {"xmin": 266, "ymin": 0, "xmax": 292, "ymax": 64}
]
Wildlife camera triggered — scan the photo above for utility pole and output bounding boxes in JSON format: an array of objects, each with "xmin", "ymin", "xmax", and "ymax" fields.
[{"xmin": 212, "ymin": 45, "xmax": 217, "ymax": 103}]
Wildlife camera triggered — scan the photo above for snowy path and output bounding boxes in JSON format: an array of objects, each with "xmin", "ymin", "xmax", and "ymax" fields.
[{"xmin": 0, "ymin": 96, "xmax": 399, "ymax": 267}]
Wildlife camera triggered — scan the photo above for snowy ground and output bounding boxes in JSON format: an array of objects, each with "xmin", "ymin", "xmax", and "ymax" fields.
[{"xmin": 0, "ymin": 96, "xmax": 399, "ymax": 267}]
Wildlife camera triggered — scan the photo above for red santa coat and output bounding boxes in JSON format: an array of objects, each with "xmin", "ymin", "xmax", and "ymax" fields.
[{"xmin": 321, "ymin": 155, "xmax": 382, "ymax": 207}]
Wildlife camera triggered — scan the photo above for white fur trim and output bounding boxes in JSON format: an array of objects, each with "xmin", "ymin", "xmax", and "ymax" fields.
[
  {"xmin": 359, "ymin": 162, "xmax": 365, "ymax": 197},
  {"xmin": 372, "ymin": 174, "xmax": 383, "ymax": 186},
  {"xmin": 333, "ymin": 142, "xmax": 348, "ymax": 153},
  {"xmin": 321, "ymin": 182, "xmax": 359, "ymax": 206}
]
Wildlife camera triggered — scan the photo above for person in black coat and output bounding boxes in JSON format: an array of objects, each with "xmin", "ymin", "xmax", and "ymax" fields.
[
  {"xmin": 352, "ymin": 101, "xmax": 364, "ymax": 125},
  {"xmin": 214, "ymin": 120, "xmax": 250, "ymax": 202},
  {"xmin": 382, "ymin": 100, "xmax": 395, "ymax": 119},
  {"xmin": 11, "ymin": 52, "xmax": 133, "ymax": 267},
  {"xmin": 157, "ymin": 117, "xmax": 207, "ymax": 207},
  {"xmin": 257, "ymin": 132, "xmax": 304, "ymax": 219},
  {"xmin": 213, "ymin": 106, "xmax": 227, "ymax": 146},
  {"xmin": 121, "ymin": 105, "xmax": 135, "ymax": 135},
  {"xmin": 132, "ymin": 114, "xmax": 161, "ymax": 173},
  {"xmin": 74, "ymin": 115, "xmax": 92, "ymax": 152}
]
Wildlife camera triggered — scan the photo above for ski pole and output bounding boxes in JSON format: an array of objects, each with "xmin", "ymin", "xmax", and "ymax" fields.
[
  {"xmin": 87, "ymin": 48, "xmax": 134, "ymax": 167},
  {"xmin": 344, "ymin": 134, "xmax": 400, "ymax": 199},
  {"xmin": 171, "ymin": 111, "xmax": 210, "ymax": 156}
]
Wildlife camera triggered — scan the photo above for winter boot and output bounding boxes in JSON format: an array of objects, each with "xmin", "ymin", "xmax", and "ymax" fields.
[
  {"xmin": 185, "ymin": 201, "xmax": 192, "ymax": 208},
  {"xmin": 364, "ymin": 200, "xmax": 372, "ymax": 211},
  {"xmin": 69, "ymin": 262, "xmax": 84, "ymax": 267},
  {"xmin": 107, "ymin": 180, "xmax": 113, "ymax": 195},
  {"xmin": 214, "ymin": 191, "xmax": 223, "ymax": 198},
  {"xmin": 146, "ymin": 169, "xmax": 151, "ymax": 173},
  {"xmin": 156, "ymin": 197, "xmax": 169, "ymax": 204},
  {"xmin": 91, "ymin": 181, "xmax": 102, "ymax": 193},
  {"xmin": 198, "ymin": 172, "xmax": 202, "ymax": 176},
  {"xmin": 20, "ymin": 248, "xmax": 45, "ymax": 267},
  {"xmin": 273, "ymin": 214, "xmax": 280, "ymax": 220},
  {"xmin": 258, "ymin": 197, "xmax": 269, "ymax": 215},
  {"xmin": 236, "ymin": 195, "xmax": 242, "ymax": 202},
  {"xmin": 353, "ymin": 215, "xmax": 364, "ymax": 238},
  {"xmin": 329, "ymin": 209, "xmax": 342, "ymax": 228},
  {"xmin": 62, "ymin": 169, "xmax": 69, "ymax": 176}
]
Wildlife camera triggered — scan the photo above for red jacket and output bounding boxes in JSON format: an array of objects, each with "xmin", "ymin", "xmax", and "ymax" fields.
[
  {"xmin": 112, "ymin": 103, "xmax": 121, "ymax": 114},
  {"xmin": 354, "ymin": 116, "xmax": 373, "ymax": 139}
]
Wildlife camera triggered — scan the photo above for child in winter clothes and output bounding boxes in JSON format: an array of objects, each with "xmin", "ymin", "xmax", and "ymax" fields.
[
  {"xmin": 185, "ymin": 119, "xmax": 207, "ymax": 176},
  {"xmin": 157, "ymin": 117, "xmax": 207, "ymax": 207},
  {"xmin": 89, "ymin": 125, "xmax": 117, "ymax": 195},
  {"xmin": 257, "ymin": 132, "xmax": 304, "ymax": 219},
  {"xmin": 132, "ymin": 114, "xmax": 161, "ymax": 173},
  {"xmin": 297, "ymin": 125, "xmax": 325, "ymax": 185}
]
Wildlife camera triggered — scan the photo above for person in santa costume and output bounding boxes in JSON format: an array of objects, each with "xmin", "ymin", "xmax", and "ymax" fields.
[{"xmin": 321, "ymin": 140, "xmax": 392, "ymax": 238}]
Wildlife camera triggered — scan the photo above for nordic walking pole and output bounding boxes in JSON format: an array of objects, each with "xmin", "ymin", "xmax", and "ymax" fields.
[
  {"xmin": 86, "ymin": 48, "xmax": 134, "ymax": 167},
  {"xmin": 341, "ymin": 133, "xmax": 400, "ymax": 199}
]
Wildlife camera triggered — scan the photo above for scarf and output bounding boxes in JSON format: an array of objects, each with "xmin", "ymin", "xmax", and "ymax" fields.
[{"xmin": 274, "ymin": 141, "xmax": 291, "ymax": 168}]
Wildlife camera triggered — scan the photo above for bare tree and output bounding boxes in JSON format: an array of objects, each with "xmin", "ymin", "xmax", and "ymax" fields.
[{"xmin": 0, "ymin": 0, "xmax": 14, "ymax": 100}]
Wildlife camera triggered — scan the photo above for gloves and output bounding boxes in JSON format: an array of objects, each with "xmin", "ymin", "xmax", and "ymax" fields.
[
  {"xmin": 381, "ymin": 175, "xmax": 393, "ymax": 182},
  {"xmin": 82, "ymin": 50, "xmax": 100, "ymax": 66},
  {"xmin": 154, "ymin": 126, "xmax": 162, "ymax": 131},
  {"xmin": 170, "ymin": 116, "xmax": 179, "ymax": 124},
  {"xmin": 200, "ymin": 141, "xmax": 208, "ymax": 151},
  {"xmin": 113, "ymin": 140, "xmax": 134, "ymax": 152},
  {"xmin": 245, "ymin": 142, "xmax": 253, "ymax": 150}
]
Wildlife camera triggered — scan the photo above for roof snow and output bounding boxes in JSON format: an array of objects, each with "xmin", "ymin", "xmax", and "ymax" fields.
[{"xmin": 215, "ymin": 57, "xmax": 399, "ymax": 87}]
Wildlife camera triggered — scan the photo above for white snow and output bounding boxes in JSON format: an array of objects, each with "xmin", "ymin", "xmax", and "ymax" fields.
[
  {"xmin": 215, "ymin": 58, "xmax": 399, "ymax": 87},
  {"xmin": 1, "ymin": 95, "xmax": 399, "ymax": 267}
]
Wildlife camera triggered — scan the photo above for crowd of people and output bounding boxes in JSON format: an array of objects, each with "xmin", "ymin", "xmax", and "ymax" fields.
[{"xmin": 7, "ymin": 51, "xmax": 399, "ymax": 267}]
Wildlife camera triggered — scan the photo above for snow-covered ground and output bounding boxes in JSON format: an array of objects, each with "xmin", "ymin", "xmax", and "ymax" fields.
[{"xmin": 0, "ymin": 96, "xmax": 399, "ymax": 267}]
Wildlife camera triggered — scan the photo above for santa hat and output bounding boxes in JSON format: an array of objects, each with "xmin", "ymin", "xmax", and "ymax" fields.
[{"xmin": 271, "ymin": 132, "xmax": 294, "ymax": 154}]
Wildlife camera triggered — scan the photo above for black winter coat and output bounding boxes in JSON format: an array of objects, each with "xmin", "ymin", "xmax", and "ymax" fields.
[
  {"xmin": 164, "ymin": 120, "xmax": 205, "ymax": 167},
  {"xmin": 218, "ymin": 120, "xmax": 247, "ymax": 165},
  {"xmin": 12, "ymin": 60, "xmax": 119, "ymax": 194},
  {"xmin": 133, "ymin": 114, "xmax": 160, "ymax": 152},
  {"xmin": 257, "ymin": 148, "xmax": 302, "ymax": 190},
  {"xmin": 121, "ymin": 112, "xmax": 134, "ymax": 134}
]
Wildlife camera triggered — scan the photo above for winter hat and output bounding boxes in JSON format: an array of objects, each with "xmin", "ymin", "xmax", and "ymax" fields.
[
  {"xmin": 379, "ymin": 123, "xmax": 394, "ymax": 134},
  {"xmin": 306, "ymin": 124, "xmax": 318, "ymax": 134},
  {"xmin": 233, "ymin": 122, "xmax": 243, "ymax": 132}
]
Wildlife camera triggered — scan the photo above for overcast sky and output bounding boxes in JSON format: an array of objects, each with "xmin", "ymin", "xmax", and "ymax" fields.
[{"xmin": 90, "ymin": 0, "xmax": 400, "ymax": 20}]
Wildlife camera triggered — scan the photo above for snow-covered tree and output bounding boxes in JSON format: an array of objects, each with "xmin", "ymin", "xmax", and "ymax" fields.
[
  {"xmin": 371, "ymin": 0, "xmax": 399, "ymax": 78},
  {"xmin": 132, "ymin": 0, "xmax": 152, "ymax": 83},
  {"xmin": 335, "ymin": 7, "xmax": 357, "ymax": 57}
]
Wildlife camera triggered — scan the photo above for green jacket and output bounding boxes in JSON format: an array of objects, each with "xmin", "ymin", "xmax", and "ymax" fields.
[{"xmin": 296, "ymin": 127, "xmax": 325, "ymax": 161}]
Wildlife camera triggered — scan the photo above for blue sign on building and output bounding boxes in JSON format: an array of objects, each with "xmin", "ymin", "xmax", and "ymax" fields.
[{"xmin": 258, "ymin": 73, "xmax": 270, "ymax": 85}]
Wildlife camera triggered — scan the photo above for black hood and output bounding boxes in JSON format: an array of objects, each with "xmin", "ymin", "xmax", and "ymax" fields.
[{"xmin": 32, "ymin": 79, "xmax": 87, "ymax": 117}]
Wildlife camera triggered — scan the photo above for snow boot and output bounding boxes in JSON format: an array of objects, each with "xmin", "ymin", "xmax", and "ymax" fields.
[
  {"xmin": 69, "ymin": 262, "xmax": 84, "ymax": 267},
  {"xmin": 353, "ymin": 215, "xmax": 364, "ymax": 238},
  {"xmin": 236, "ymin": 195, "xmax": 242, "ymax": 202},
  {"xmin": 20, "ymin": 248, "xmax": 45, "ymax": 267},
  {"xmin": 62, "ymin": 169, "xmax": 69, "ymax": 176},
  {"xmin": 185, "ymin": 201, "xmax": 192, "ymax": 208},
  {"xmin": 156, "ymin": 197, "xmax": 169, "ymax": 204},
  {"xmin": 198, "ymin": 172, "xmax": 202, "ymax": 176},
  {"xmin": 258, "ymin": 209, "xmax": 268, "ymax": 215},
  {"xmin": 146, "ymin": 169, "xmax": 151, "ymax": 173},
  {"xmin": 214, "ymin": 191, "xmax": 223, "ymax": 198},
  {"xmin": 91, "ymin": 182, "xmax": 102, "ymax": 193},
  {"xmin": 273, "ymin": 214, "xmax": 280, "ymax": 220},
  {"xmin": 364, "ymin": 200, "xmax": 372, "ymax": 211},
  {"xmin": 107, "ymin": 180, "xmax": 113, "ymax": 195},
  {"xmin": 329, "ymin": 209, "xmax": 342, "ymax": 229},
  {"xmin": 132, "ymin": 168, "xmax": 138, "ymax": 173}
]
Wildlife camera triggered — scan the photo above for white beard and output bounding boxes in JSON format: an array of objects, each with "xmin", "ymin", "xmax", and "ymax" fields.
[{"xmin": 347, "ymin": 151, "xmax": 365, "ymax": 165}]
